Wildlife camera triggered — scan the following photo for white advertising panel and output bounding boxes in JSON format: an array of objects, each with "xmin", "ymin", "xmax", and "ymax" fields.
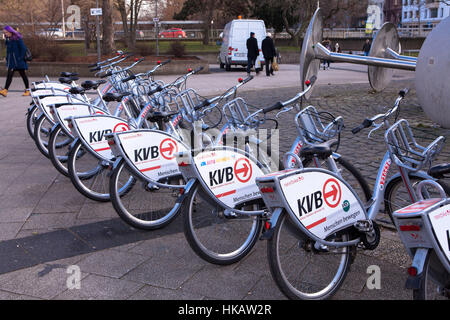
[{"xmin": 280, "ymin": 171, "xmax": 365, "ymax": 239}]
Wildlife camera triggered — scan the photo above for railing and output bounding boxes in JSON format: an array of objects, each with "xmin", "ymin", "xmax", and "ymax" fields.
[{"xmin": 46, "ymin": 26, "xmax": 436, "ymax": 41}]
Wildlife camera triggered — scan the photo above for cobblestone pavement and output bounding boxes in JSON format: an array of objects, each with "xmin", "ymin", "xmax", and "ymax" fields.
[{"xmin": 0, "ymin": 66, "xmax": 448, "ymax": 300}]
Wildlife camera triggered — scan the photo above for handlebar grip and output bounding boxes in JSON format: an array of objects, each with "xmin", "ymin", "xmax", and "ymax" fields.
[
  {"xmin": 160, "ymin": 59, "xmax": 171, "ymax": 66},
  {"xmin": 309, "ymin": 75, "xmax": 317, "ymax": 85},
  {"xmin": 88, "ymin": 63, "xmax": 98, "ymax": 68},
  {"xmin": 399, "ymin": 88, "xmax": 409, "ymax": 98},
  {"xmin": 90, "ymin": 66, "xmax": 101, "ymax": 72},
  {"xmin": 263, "ymin": 101, "xmax": 284, "ymax": 114},
  {"xmin": 192, "ymin": 66, "xmax": 204, "ymax": 74},
  {"xmin": 148, "ymin": 85, "xmax": 163, "ymax": 95},
  {"xmin": 351, "ymin": 118, "xmax": 373, "ymax": 134},
  {"xmin": 100, "ymin": 71, "xmax": 113, "ymax": 79},
  {"xmin": 194, "ymin": 99, "xmax": 211, "ymax": 111},
  {"xmin": 241, "ymin": 76, "xmax": 254, "ymax": 84},
  {"xmin": 121, "ymin": 74, "xmax": 136, "ymax": 83}
]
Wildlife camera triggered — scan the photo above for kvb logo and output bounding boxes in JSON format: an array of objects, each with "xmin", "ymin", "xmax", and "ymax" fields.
[
  {"xmin": 133, "ymin": 138, "xmax": 178, "ymax": 162},
  {"xmin": 160, "ymin": 138, "xmax": 178, "ymax": 160},
  {"xmin": 234, "ymin": 158, "xmax": 252, "ymax": 183},
  {"xmin": 113, "ymin": 122, "xmax": 129, "ymax": 133},
  {"xmin": 208, "ymin": 157, "xmax": 253, "ymax": 187},
  {"xmin": 323, "ymin": 178, "xmax": 342, "ymax": 208},
  {"xmin": 297, "ymin": 177, "xmax": 342, "ymax": 216}
]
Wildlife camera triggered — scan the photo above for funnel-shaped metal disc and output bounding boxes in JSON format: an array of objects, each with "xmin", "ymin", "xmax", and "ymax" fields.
[
  {"xmin": 300, "ymin": 8, "xmax": 322, "ymax": 98},
  {"xmin": 368, "ymin": 23, "xmax": 400, "ymax": 91}
]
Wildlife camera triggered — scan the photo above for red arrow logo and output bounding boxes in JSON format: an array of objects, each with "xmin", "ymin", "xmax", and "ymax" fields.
[
  {"xmin": 161, "ymin": 142, "xmax": 175, "ymax": 155},
  {"xmin": 324, "ymin": 184, "xmax": 338, "ymax": 201},
  {"xmin": 235, "ymin": 163, "xmax": 249, "ymax": 176}
]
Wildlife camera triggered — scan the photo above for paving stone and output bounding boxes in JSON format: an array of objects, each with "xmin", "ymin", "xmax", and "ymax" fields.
[
  {"xmin": 53, "ymin": 274, "xmax": 144, "ymax": 300},
  {"xmin": 128, "ymin": 284, "xmax": 205, "ymax": 300},
  {"xmin": 75, "ymin": 249, "xmax": 148, "ymax": 279}
]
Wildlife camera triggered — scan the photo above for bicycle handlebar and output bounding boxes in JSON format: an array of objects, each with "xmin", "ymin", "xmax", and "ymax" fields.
[
  {"xmin": 351, "ymin": 88, "xmax": 409, "ymax": 135},
  {"xmin": 262, "ymin": 76, "xmax": 317, "ymax": 114}
]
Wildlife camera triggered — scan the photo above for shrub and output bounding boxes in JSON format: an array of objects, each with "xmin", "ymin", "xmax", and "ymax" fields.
[
  {"xmin": 23, "ymin": 36, "xmax": 50, "ymax": 60},
  {"xmin": 168, "ymin": 41, "xmax": 186, "ymax": 57},
  {"xmin": 46, "ymin": 41, "xmax": 70, "ymax": 62},
  {"xmin": 135, "ymin": 42, "xmax": 155, "ymax": 56}
]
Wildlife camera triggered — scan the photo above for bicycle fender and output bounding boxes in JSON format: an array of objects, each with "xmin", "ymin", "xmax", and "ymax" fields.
[
  {"xmin": 405, "ymin": 248, "xmax": 428, "ymax": 289},
  {"xmin": 260, "ymin": 208, "xmax": 283, "ymax": 241}
]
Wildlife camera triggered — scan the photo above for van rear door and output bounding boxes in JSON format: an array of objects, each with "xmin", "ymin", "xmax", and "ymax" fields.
[{"xmin": 230, "ymin": 21, "xmax": 248, "ymax": 61}]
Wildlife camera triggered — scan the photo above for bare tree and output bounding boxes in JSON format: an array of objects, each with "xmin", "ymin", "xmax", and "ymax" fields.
[{"xmin": 102, "ymin": 0, "xmax": 116, "ymax": 54}]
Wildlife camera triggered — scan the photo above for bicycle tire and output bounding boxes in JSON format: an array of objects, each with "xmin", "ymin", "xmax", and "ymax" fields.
[
  {"xmin": 182, "ymin": 183, "xmax": 263, "ymax": 265},
  {"xmin": 413, "ymin": 249, "xmax": 449, "ymax": 300},
  {"xmin": 384, "ymin": 174, "xmax": 450, "ymax": 225},
  {"xmin": 26, "ymin": 105, "xmax": 39, "ymax": 141},
  {"xmin": 109, "ymin": 158, "xmax": 183, "ymax": 230},
  {"xmin": 48, "ymin": 123, "xmax": 72, "ymax": 176},
  {"xmin": 67, "ymin": 139, "xmax": 112, "ymax": 202},
  {"xmin": 267, "ymin": 213, "xmax": 352, "ymax": 300}
]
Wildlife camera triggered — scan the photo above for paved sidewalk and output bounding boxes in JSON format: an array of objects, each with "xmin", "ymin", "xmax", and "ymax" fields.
[{"xmin": 0, "ymin": 64, "xmax": 447, "ymax": 300}]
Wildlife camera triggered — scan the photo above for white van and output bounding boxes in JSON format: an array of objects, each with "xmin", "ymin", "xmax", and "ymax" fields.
[{"xmin": 219, "ymin": 19, "xmax": 266, "ymax": 71}]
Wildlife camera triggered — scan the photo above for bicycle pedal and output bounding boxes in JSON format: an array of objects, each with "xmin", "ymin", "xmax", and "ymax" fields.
[
  {"xmin": 353, "ymin": 219, "xmax": 373, "ymax": 233},
  {"xmin": 145, "ymin": 183, "xmax": 160, "ymax": 191},
  {"xmin": 223, "ymin": 209, "xmax": 238, "ymax": 218}
]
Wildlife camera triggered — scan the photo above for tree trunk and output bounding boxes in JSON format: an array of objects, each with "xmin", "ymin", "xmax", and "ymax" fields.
[
  {"xmin": 102, "ymin": 0, "xmax": 116, "ymax": 55},
  {"xmin": 115, "ymin": 0, "xmax": 132, "ymax": 48}
]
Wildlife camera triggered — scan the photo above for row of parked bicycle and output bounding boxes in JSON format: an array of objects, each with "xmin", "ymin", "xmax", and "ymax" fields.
[{"xmin": 26, "ymin": 51, "xmax": 449, "ymax": 300}]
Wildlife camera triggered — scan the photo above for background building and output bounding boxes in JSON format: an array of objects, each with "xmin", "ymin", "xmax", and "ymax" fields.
[
  {"xmin": 401, "ymin": 0, "xmax": 450, "ymax": 29},
  {"xmin": 384, "ymin": 0, "xmax": 403, "ymax": 25}
]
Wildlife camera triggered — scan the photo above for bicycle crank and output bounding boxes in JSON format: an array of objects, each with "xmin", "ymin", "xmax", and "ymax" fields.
[{"xmin": 354, "ymin": 220, "xmax": 380, "ymax": 250}]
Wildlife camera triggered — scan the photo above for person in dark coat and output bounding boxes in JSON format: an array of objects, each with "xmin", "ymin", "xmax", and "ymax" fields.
[
  {"xmin": 246, "ymin": 32, "xmax": 260, "ymax": 75},
  {"xmin": 262, "ymin": 32, "xmax": 276, "ymax": 76},
  {"xmin": 362, "ymin": 39, "xmax": 371, "ymax": 56},
  {"xmin": 0, "ymin": 25, "xmax": 30, "ymax": 97}
]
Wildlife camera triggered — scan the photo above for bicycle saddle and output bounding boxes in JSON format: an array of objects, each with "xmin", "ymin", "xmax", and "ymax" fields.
[
  {"xmin": 60, "ymin": 72, "xmax": 79, "ymax": 78},
  {"xmin": 102, "ymin": 92, "xmax": 130, "ymax": 102},
  {"xmin": 428, "ymin": 163, "xmax": 450, "ymax": 179},
  {"xmin": 69, "ymin": 87, "xmax": 85, "ymax": 95},
  {"xmin": 59, "ymin": 76, "xmax": 79, "ymax": 84},
  {"xmin": 299, "ymin": 139, "xmax": 339, "ymax": 159},
  {"xmin": 147, "ymin": 111, "xmax": 179, "ymax": 123},
  {"xmin": 81, "ymin": 80, "xmax": 107, "ymax": 90}
]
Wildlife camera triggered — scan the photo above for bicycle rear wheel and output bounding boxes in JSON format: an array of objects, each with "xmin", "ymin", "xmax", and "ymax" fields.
[
  {"xmin": 109, "ymin": 159, "xmax": 183, "ymax": 230},
  {"xmin": 413, "ymin": 250, "xmax": 449, "ymax": 300},
  {"xmin": 267, "ymin": 213, "xmax": 352, "ymax": 300},
  {"xmin": 182, "ymin": 184, "xmax": 263, "ymax": 265}
]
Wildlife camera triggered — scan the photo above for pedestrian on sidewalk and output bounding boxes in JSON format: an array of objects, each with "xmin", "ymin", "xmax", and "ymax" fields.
[
  {"xmin": 246, "ymin": 32, "xmax": 260, "ymax": 76},
  {"xmin": 322, "ymin": 40, "xmax": 332, "ymax": 70},
  {"xmin": 362, "ymin": 39, "xmax": 371, "ymax": 56},
  {"xmin": 262, "ymin": 32, "xmax": 276, "ymax": 76},
  {"xmin": 0, "ymin": 26, "xmax": 30, "ymax": 97}
]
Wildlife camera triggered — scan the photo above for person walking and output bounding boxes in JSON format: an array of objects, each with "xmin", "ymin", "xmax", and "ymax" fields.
[
  {"xmin": 0, "ymin": 26, "xmax": 30, "ymax": 97},
  {"xmin": 335, "ymin": 42, "xmax": 341, "ymax": 53},
  {"xmin": 262, "ymin": 32, "xmax": 276, "ymax": 76},
  {"xmin": 362, "ymin": 39, "xmax": 371, "ymax": 56},
  {"xmin": 246, "ymin": 32, "xmax": 260, "ymax": 76}
]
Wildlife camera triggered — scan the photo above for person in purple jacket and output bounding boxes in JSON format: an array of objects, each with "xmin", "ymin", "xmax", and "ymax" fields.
[{"xmin": 0, "ymin": 26, "xmax": 30, "ymax": 97}]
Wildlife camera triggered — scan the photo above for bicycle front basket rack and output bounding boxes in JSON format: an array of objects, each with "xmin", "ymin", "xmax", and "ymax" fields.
[
  {"xmin": 222, "ymin": 97, "xmax": 261, "ymax": 130},
  {"xmin": 295, "ymin": 105, "xmax": 344, "ymax": 145},
  {"xmin": 384, "ymin": 119, "xmax": 445, "ymax": 172}
]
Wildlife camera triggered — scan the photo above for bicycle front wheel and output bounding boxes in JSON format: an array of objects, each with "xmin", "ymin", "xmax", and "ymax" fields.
[
  {"xmin": 26, "ymin": 105, "xmax": 40, "ymax": 141},
  {"xmin": 267, "ymin": 213, "xmax": 352, "ymax": 300},
  {"xmin": 413, "ymin": 250, "xmax": 449, "ymax": 300},
  {"xmin": 67, "ymin": 139, "xmax": 112, "ymax": 202},
  {"xmin": 384, "ymin": 174, "xmax": 450, "ymax": 224},
  {"xmin": 48, "ymin": 123, "xmax": 73, "ymax": 177},
  {"xmin": 109, "ymin": 159, "xmax": 183, "ymax": 230},
  {"xmin": 182, "ymin": 184, "xmax": 263, "ymax": 265}
]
